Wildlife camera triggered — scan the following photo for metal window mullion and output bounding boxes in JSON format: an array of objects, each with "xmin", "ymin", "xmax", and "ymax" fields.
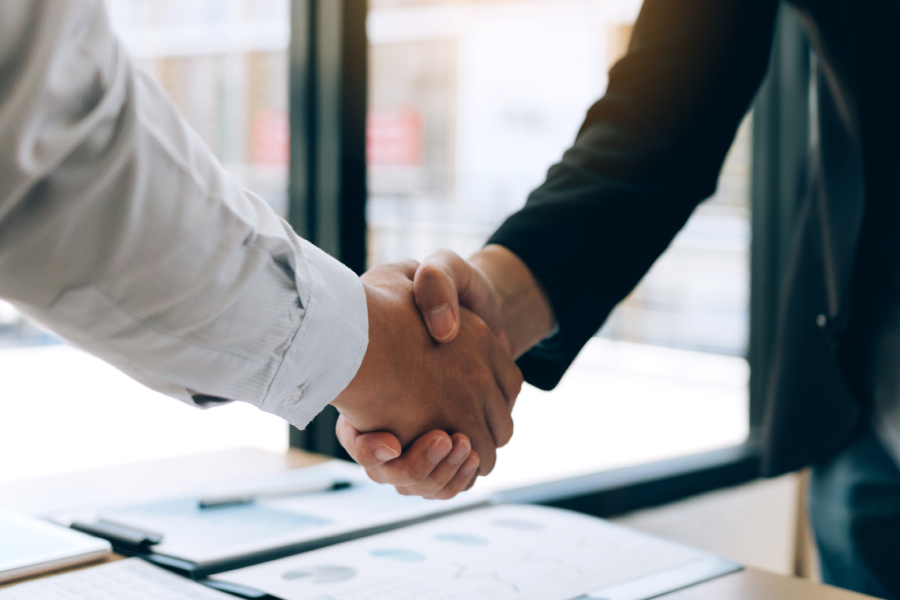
[{"xmin": 288, "ymin": 0, "xmax": 368, "ymax": 457}]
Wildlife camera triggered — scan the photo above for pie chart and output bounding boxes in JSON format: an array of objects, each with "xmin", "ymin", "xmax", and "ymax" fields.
[
  {"xmin": 282, "ymin": 565, "xmax": 358, "ymax": 584},
  {"xmin": 493, "ymin": 518, "xmax": 544, "ymax": 531},
  {"xmin": 434, "ymin": 533, "xmax": 488, "ymax": 545},
  {"xmin": 370, "ymin": 548, "xmax": 427, "ymax": 562}
]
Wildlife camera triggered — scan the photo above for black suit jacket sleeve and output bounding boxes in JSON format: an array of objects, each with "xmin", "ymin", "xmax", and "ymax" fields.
[{"xmin": 488, "ymin": 0, "xmax": 781, "ymax": 390}]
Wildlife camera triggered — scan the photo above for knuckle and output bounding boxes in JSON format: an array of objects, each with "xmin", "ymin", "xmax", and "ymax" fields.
[
  {"xmin": 350, "ymin": 447, "xmax": 377, "ymax": 468},
  {"xmin": 433, "ymin": 248, "xmax": 460, "ymax": 263},
  {"xmin": 499, "ymin": 421, "xmax": 514, "ymax": 447},
  {"xmin": 364, "ymin": 467, "xmax": 387, "ymax": 485},
  {"xmin": 429, "ymin": 489, "xmax": 456, "ymax": 501},
  {"xmin": 335, "ymin": 425, "xmax": 353, "ymax": 448},
  {"xmin": 406, "ymin": 462, "xmax": 432, "ymax": 485},
  {"xmin": 415, "ymin": 263, "xmax": 449, "ymax": 290},
  {"xmin": 468, "ymin": 315, "xmax": 490, "ymax": 337},
  {"xmin": 417, "ymin": 260, "xmax": 443, "ymax": 276},
  {"xmin": 509, "ymin": 381, "xmax": 523, "ymax": 402},
  {"xmin": 412, "ymin": 481, "xmax": 441, "ymax": 498},
  {"xmin": 480, "ymin": 454, "xmax": 496, "ymax": 476}
]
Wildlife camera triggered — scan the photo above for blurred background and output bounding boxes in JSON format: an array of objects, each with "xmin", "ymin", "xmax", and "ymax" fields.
[
  {"xmin": 0, "ymin": 0, "xmax": 749, "ymax": 490},
  {"xmin": 0, "ymin": 0, "xmax": 829, "ymax": 579}
]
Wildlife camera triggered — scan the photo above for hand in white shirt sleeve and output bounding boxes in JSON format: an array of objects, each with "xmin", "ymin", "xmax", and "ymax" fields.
[
  {"xmin": 0, "ymin": 0, "xmax": 522, "ymax": 485},
  {"xmin": 0, "ymin": 0, "xmax": 367, "ymax": 429}
]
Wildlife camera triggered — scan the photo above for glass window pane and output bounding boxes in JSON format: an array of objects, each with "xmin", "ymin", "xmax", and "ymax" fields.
[
  {"xmin": 1, "ymin": 0, "xmax": 292, "ymax": 352},
  {"xmin": 0, "ymin": 0, "xmax": 292, "ymax": 482},
  {"xmin": 367, "ymin": 0, "xmax": 750, "ymax": 492}
]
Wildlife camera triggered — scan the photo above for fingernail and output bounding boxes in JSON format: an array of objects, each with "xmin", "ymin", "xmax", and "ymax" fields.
[
  {"xmin": 448, "ymin": 439, "xmax": 471, "ymax": 466},
  {"xmin": 428, "ymin": 305, "xmax": 456, "ymax": 341},
  {"xmin": 461, "ymin": 454, "xmax": 479, "ymax": 476},
  {"xmin": 374, "ymin": 445, "xmax": 400, "ymax": 462},
  {"xmin": 427, "ymin": 437, "xmax": 452, "ymax": 463}
]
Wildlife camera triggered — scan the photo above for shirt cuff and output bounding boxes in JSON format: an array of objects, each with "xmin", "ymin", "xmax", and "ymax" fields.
[{"xmin": 261, "ymin": 240, "xmax": 369, "ymax": 429}]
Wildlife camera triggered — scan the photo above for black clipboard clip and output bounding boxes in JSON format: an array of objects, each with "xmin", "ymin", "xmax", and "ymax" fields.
[{"xmin": 71, "ymin": 519, "xmax": 163, "ymax": 553}]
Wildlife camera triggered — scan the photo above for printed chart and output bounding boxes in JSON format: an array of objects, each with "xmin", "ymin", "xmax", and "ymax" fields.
[{"xmin": 214, "ymin": 504, "xmax": 713, "ymax": 600}]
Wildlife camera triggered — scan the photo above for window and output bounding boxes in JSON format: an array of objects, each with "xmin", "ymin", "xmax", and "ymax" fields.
[
  {"xmin": 2, "ymin": 0, "xmax": 810, "ymax": 511},
  {"xmin": 365, "ymin": 0, "xmax": 750, "ymax": 493},
  {"xmin": 107, "ymin": 0, "xmax": 292, "ymax": 217},
  {"xmin": 0, "ymin": 0, "xmax": 292, "ymax": 484},
  {"xmin": 0, "ymin": 0, "xmax": 293, "ymax": 352}
]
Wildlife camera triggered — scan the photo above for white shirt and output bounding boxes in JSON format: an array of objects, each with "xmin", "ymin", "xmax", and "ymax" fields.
[{"xmin": 0, "ymin": 0, "xmax": 369, "ymax": 429}]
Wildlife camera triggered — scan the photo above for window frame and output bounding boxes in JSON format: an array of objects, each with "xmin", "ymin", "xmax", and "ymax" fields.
[
  {"xmin": 288, "ymin": 1, "xmax": 813, "ymax": 517},
  {"xmin": 287, "ymin": 0, "xmax": 368, "ymax": 460}
]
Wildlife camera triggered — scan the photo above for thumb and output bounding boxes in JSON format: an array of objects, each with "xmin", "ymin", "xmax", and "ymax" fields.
[
  {"xmin": 414, "ymin": 250, "xmax": 466, "ymax": 342},
  {"xmin": 415, "ymin": 249, "xmax": 503, "ymax": 344},
  {"xmin": 336, "ymin": 414, "xmax": 402, "ymax": 468}
]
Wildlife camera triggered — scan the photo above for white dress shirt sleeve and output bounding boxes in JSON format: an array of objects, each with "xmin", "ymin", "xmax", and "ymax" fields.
[{"xmin": 0, "ymin": 0, "xmax": 369, "ymax": 429}]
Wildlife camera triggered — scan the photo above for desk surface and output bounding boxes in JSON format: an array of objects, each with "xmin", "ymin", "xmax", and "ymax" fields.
[{"xmin": 0, "ymin": 448, "xmax": 873, "ymax": 599}]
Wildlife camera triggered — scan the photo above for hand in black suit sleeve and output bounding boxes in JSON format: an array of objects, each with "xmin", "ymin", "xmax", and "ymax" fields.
[
  {"xmin": 336, "ymin": 0, "xmax": 783, "ymax": 501},
  {"xmin": 488, "ymin": 0, "xmax": 780, "ymax": 389}
]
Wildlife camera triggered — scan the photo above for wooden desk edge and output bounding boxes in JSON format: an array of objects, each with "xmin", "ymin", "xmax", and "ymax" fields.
[{"xmin": 664, "ymin": 566, "xmax": 874, "ymax": 600}]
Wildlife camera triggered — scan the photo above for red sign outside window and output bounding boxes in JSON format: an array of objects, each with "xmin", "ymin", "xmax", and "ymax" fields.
[
  {"xmin": 367, "ymin": 107, "xmax": 422, "ymax": 166},
  {"xmin": 251, "ymin": 108, "xmax": 289, "ymax": 166}
]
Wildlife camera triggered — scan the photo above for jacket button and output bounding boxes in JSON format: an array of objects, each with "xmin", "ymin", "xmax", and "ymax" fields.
[{"xmin": 816, "ymin": 314, "xmax": 828, "ymax": 328}]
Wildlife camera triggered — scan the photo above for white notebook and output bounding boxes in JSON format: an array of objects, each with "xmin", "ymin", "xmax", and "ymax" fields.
[
  {"xmin": 0, "ymin": 507, "xmax": 110, "ymax": 584},
  {"xmin": 0, "ymin": 558, "xmax": 229, "ymax": 599}
]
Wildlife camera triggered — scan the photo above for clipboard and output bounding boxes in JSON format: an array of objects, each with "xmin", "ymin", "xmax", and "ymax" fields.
[{"xmin": 59, "ymin": 460, "xmax": 489, "ymax": 578}]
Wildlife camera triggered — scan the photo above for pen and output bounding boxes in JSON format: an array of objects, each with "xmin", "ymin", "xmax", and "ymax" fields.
[{"xmin": 198, "ymin": 480, "xmax": 353, "ymax": 509}]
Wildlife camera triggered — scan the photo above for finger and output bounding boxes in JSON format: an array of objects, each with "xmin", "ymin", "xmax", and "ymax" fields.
[
  {"xmin": 414, "ymin": 250, "xmax": 464, "ymax": 342},
  {"xmin": 485, "ymin": 382, "xmax": 515, "ymax": 449},
  {"xmin": 464, "ymin": 469, "xmax": 478, "ymax": 491},
  {"xmin": 491, "ymin": 337, "xmax": 524, "ymax": 409},
  {"xmin": 469, "ymin": 416, "xmax": 498, "ymax": 476},
  {"xmin": 425, "ymin": 451, "xmax": 481, "ymax": 500},
  {"xmin": 365, "ymin": 430, "xmax": 453, "ymax": 487},
  {"xmin": 336, "ymin": 416, "xmax": 401, "ymax": 469},
  {"xmin": 394, "ymin": 434, "xmax": 472, "ymax": 498},
  {"xmin": 415, "ymin": 250, "xmax": 501, "ymax": 342}
]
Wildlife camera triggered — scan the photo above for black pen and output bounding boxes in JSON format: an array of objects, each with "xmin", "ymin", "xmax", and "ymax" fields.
[{"xmin": 198, "ymin": 481, "xmax": 353, "ymax": 509}]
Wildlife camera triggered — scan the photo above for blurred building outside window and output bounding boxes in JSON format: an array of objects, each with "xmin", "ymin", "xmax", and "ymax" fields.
[
  {"xmin": 367, "ymin": 0, "xmax": 751, "ymax": 493},
  {"xmin": 0, "ymin": 0, "xmax": 292, "ymax": 483},
  {"xmin": 0, "ymin": 0, "xmax": 292, "ymax": 350}
]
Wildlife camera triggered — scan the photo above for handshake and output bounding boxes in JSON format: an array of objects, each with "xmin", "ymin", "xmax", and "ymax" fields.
[{"xmin": 330, "ymin": 245, "xmax": 556, "ymax": 500}]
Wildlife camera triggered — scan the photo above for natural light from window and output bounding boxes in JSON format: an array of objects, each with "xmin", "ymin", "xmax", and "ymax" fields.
[
  {"xmin": 0, "ymin": 0, "xmax": 749, "ymax": 489},
  {"xmin": 366, "ymin": 0, "xmax": 750, "ymax": 493}
]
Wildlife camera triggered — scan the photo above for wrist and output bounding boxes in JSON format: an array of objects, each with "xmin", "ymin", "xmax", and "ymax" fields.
[
  {"xmin": 330, "ymin": 281, "xmax": 380, "ymax": 418},
  {"xmin": 470, "ymin": 245, "xmax": 555, "ymax": 358}
]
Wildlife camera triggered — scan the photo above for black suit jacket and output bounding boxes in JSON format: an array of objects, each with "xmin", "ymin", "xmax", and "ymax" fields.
[{"xmin": 489, "ymin": 0, "xmax": 900, "ymax": 476}]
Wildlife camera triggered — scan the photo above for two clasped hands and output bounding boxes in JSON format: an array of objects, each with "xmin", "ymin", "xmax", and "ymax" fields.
[{"xmin": 329, "ymin": 244, "xmax": 556, "ymax": 500}]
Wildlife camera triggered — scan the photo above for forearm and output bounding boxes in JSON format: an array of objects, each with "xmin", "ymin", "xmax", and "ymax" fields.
[
  {"xmin": 482, "ymin": 0, "xmax": 778, "ymax": 389},
  {"xmin": 470, "ymin": 245, "xmax": 556, "ymax": 359},
  {"xmin": 0, "ymin": 0, "xmax": 368, "ymax": 427}
]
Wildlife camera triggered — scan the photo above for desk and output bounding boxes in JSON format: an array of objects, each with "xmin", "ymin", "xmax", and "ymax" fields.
[{"xmin": 0, "ymin": 448, "xmax": 873, "ymax": 599}]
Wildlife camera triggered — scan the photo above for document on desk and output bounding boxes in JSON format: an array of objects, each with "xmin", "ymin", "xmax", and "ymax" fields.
[
  {"xmin": 213, "ymin": 504, "xmax": 741, "ymax": 600},
  {"xmin": 0, "ymin": 558, "xmax": 232, "ymax": 600},
  {"xmin": 56, "ymin": 460, "xmax": 488, "ymax": 576}
]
